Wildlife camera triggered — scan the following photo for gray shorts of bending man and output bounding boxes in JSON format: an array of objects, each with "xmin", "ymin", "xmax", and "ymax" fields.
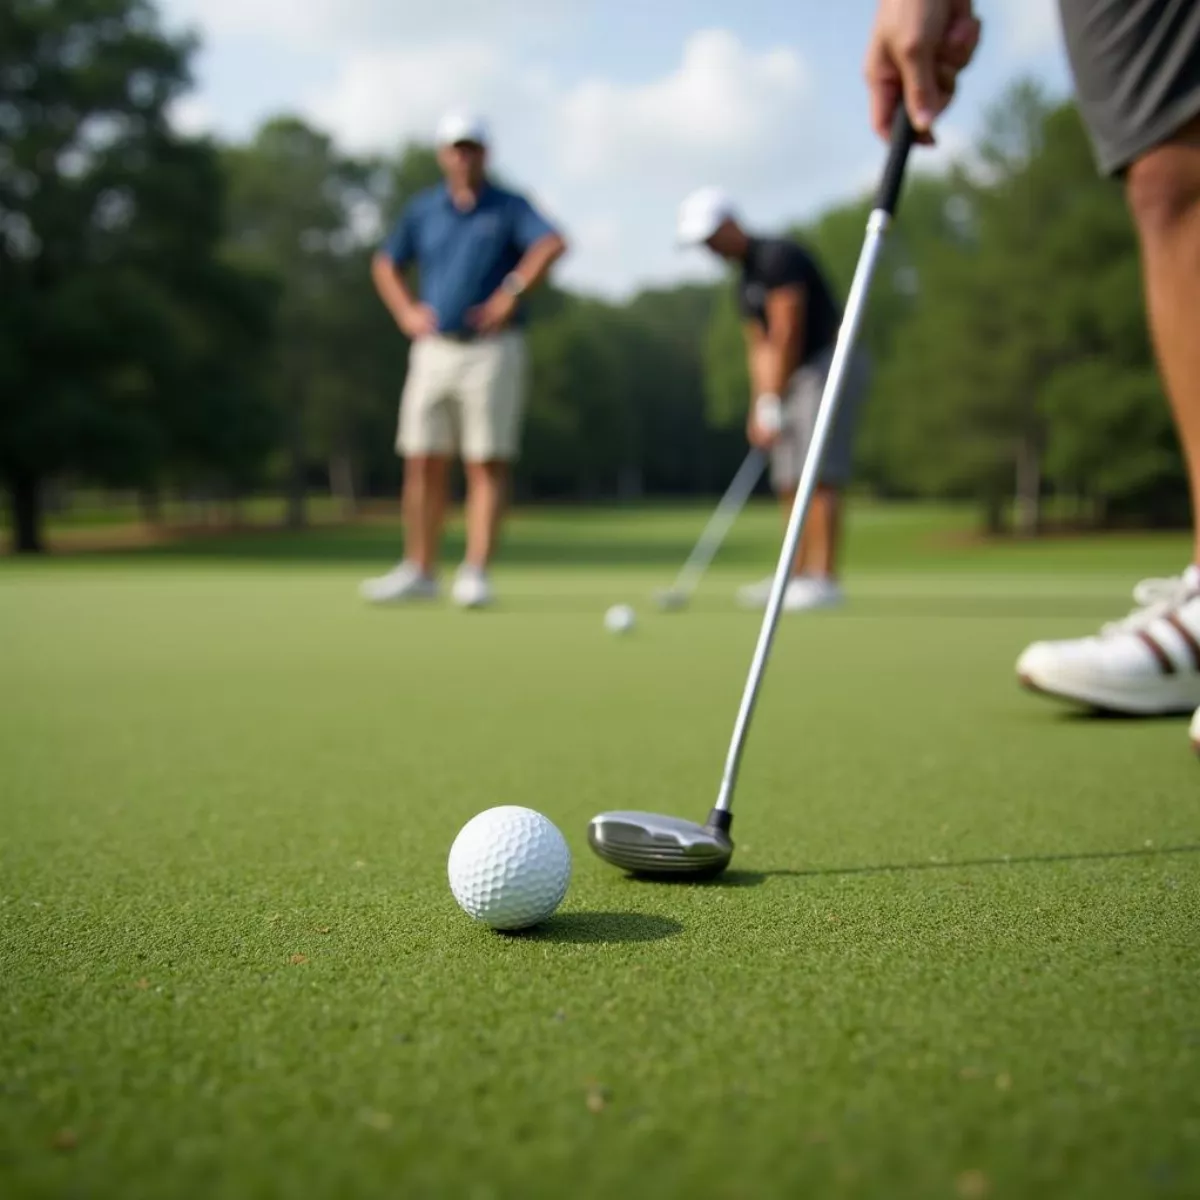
[
  {"xmin": 676, "ymin": 187, "xmax": 869, "ymax": 613},
  {"xmin": 361, "ymin": 111, "xmax": 567, "ymax": 609},
  {"xmin": 864, "ymin": 0, "xmax": 1200, "ymax": 754}
]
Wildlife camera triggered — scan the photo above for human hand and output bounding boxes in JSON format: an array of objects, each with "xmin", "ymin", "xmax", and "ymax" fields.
[
  {"xmin": 466, "ymin": 290, "xmax": 518, "ymax": 335},
  {"xmin": 864, "ymin": 0, "xmax": 981, "ymax": 142},
  {"xmin": 747, "ymin": 393, "xmax": 784, "ymax": 449},
  {"xmin": 398, "ymin": 302, "xmax": 438, "ymax": 340}
]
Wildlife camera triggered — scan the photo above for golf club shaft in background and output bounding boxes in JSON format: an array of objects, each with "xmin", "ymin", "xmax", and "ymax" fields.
[
  {"xmin": 667, "ymin": 447, "xmax": 766, "ymax": 600},
  {"xmin": 711, "ymin": 107, "xmax": 917, "ymax": 821}
]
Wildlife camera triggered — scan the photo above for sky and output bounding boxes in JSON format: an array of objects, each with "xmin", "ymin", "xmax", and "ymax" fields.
[{"xmin": 160, "ymin": 0, "xmax": 1074, "ymax": 299}]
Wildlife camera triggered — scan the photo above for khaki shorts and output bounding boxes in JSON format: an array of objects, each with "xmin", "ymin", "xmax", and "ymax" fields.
[
  {"xmin": 396, "ymin": 330, "xmax": 527, "ymax": 461},
  {"xmin": 770, "ymin": 344, "xmax": 869, "ymax": 491}
]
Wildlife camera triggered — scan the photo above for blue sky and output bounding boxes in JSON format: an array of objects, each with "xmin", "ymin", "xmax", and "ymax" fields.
[{"xmin": 161, "ymin": 0, "xmax": 1074, "ymax": 297}]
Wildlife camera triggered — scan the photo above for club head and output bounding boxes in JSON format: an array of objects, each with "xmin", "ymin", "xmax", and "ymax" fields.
[
  {"xmin": 653, "ymin": 589, "xmax": 688, "ymax": 612},
  {"xmin": 587, "ymin": 809, "xmax": 733, "ymax": 878}
]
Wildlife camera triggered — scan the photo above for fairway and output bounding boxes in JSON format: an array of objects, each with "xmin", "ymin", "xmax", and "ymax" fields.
[{"xmin": 2, "ymin": 503, "xmax": 1198, "ymax": 1199}]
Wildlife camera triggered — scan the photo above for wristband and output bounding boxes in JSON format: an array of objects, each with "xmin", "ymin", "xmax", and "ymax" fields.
[
  {"xmin": 500, "ymin": 272, "xmax": 526, "ymax": 297},
  {"xmin": 755, "ymin": 392, "xmax": 783, "ymax": 434}
]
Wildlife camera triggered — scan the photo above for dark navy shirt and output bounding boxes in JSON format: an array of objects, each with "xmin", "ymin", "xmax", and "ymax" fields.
[
  {"xmin": 738, "ymin": 236, "xmax": 840, "ymax": 365},
  {"xmin": 381, "ymin": 182, "xmax": 558, "ymax": 335}
]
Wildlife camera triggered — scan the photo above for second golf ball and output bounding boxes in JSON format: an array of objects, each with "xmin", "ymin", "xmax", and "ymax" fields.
[
  {"xmin": 448, "ymin": 806, "xmax": 571, "ymax": 930},
  {"xmin": 605, "ymin": 604, "xmax": 636, "ymax": 634}
]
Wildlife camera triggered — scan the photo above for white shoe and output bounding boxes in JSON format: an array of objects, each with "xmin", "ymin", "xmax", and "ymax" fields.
[
  {"xmin": 782, "ymin": 575, "xmax": 845, "ymax": 612},
  {"xmin": 358, "ymin": 561, "xmax": 438, "ymax": 603},
  {"xmin": 452, "ymin": 564, "xmax": 494, "ymax": 609},
  {"xmin": 1191, "ymin": 706, "xmax": 1200, "ymax": 757},
  {"xmin": 736, "ymin": 575, "xmax": 775, "ymax": 609},
  {"xmin": 737, "ymin": 574, "xmax": 845, "ymax": 611},
  {"xmin": 1016, "ymin": 566, "xmax": 1200, "ymax": 714}
]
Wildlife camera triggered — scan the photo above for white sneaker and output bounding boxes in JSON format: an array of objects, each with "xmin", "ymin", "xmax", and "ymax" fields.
[
  {"xmin": 358, "ymin": 561, "xmax": 438, "ymax": 603},
  {"xmin": 452, "ymin": 564, "xmax": 494, "ymax": 609},
  {"xmin": 1191, "ymin": 706, "xmax": 1200, "ymax": 756},
  {"xmin": 736, "ymin": 575, "xmax": 775, "ymax": 609},
  {"xmin": 737, "ymin": 574, "xmax": 844, "ymax": 611},
  {"xmin": 1016, "ymin": 566, "xmax": 1200, "ymax": 714},
  {"xmin": 783, "ymin": 575, "xmax": 845, "ymax": 612}
]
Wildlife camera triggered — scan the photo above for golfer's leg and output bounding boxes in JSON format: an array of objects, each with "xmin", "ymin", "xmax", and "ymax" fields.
[
  {"xmin": 402, "ymin": 456, "xmax": 450, "ymax": 574},
  {"xmin": 1125, "ymin": 113, "xmax": 1200, "ymax": 564},
  {"xmin": 461, "ymin": 332, "xmax": 526, "ymax": 570},
  {"xmin": 397, "ymin": 338, "xmax": 454, "ymax": 574},
  {"xmin": 1059, "ymin": 0, "xmax": 1200, "ymax": 562}
]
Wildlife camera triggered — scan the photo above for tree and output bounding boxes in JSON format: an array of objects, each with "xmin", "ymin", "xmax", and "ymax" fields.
[
  {"xmin": 0, "ymin": 0, "xmax": 276, "ymax": 551},
  {"xmin": 221, "ymin": 116, "xmax": 366, "ymax": 528}
]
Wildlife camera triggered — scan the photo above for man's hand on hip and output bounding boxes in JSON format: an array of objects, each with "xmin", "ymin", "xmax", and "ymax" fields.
[
  {"xmin": 864, "ymin": 0, "xmax": 981, "ymax": 142},
  {"xmin": 398, "ymin": 302, "xmax": 439, "ymax": 340},
  {"xmin": 466, "ymin": 290, "xmax": 518, "ymax": 335}
]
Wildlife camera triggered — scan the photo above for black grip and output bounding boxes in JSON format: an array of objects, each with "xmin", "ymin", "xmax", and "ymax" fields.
[{"xmin": 872, "ymin": 105, "xmax": 917, "ymax": 216}]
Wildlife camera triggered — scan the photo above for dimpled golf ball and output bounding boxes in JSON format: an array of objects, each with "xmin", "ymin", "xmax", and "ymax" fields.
[
  {"xmin": 604, "ymin": 604, "xmax": 636, "ymax": 634},
  {"xmin": 447, "ymin": 806, "xmax": 572, "ymax": 930}
]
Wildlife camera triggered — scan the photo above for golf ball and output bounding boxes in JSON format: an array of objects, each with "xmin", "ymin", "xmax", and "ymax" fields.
[
  {"xmin": 447, "ymin": 806, "xmax": 571, "ymax": 930},
  {"xmin": 605, "ymin": 604, "xmax": 636, "ymax": 634}
]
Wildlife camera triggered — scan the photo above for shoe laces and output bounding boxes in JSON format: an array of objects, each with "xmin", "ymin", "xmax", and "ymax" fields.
[{"xmin": 1100, "ymin": 575, "xmax": 1191, "ymax": 636}]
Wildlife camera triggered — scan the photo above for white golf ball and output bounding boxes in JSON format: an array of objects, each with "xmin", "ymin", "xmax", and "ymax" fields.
[
  {"xmin": 604, "ymin": 604, "xmax": 636, "ymax": 634},
  {"xmin": 447, "ymin": 806, "xmax": 571, "ymax": 930}
]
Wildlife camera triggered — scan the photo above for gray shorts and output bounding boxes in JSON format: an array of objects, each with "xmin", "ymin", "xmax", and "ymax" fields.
[
  {"xmin": 770, "ymin": 345, "xmax": 869, "ymax": 492},
  {"xmin": 1059, "ymin": 0, "xmax": 1200, "ymax": 176}
]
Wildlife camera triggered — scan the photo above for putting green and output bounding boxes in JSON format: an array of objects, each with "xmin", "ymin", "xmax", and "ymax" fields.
[{"xmin": 2, "ymin": 503, "xmax": 1197, "ymax": 1199}]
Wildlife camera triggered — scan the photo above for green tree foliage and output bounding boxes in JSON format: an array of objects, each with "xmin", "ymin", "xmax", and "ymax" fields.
[{"xmin": 1, "ymin": 0, "xmax": 276, "ymax": 551}]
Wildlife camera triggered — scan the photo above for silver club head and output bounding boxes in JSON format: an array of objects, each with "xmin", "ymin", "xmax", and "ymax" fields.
[
  {"xmin": 652, "ymin": 589, "xmax": 688, "ymax": 612},
  {"xmin": 587, "ymin": 810, "xmax": 733, "ymax": 878}
]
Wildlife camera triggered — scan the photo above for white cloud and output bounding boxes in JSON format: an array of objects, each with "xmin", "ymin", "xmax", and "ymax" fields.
[
  {"xmin": 164, "ymin": 0, "xmax": 581, "ymax": 54},
  {"xmin": 991, "ymin": 0, "xmax": 1060, "ymax": 56},
  {"xmin": 558, "ymin": 30, "xmax": 811, "ymax": 191},
  {"xmin": 305, "ymin": 41, "xmax": 512, "ymax": 154}
]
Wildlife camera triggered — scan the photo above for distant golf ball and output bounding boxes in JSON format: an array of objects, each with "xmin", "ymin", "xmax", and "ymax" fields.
[
  {"xmin": 605, "ymin": 604, "xmax": 636, "ymax": 634},
  {"xmin": 447, "ymin": 806, "xmax": 571, "ymax": 930}
]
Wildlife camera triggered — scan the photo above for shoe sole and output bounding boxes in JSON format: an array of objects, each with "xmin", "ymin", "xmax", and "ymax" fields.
[{"xmin": 1018, "ymin": 669, "xmax": 1200, "ymax": 716}]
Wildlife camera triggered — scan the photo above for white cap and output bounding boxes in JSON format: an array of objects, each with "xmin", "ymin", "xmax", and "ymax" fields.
[
  {"xmin": 677, "ymin": 185, "xmax": 736, "ymax": 245},
  {"xmin": 436, "ymin": 109, "xmax": 489, "ymax": 147}
]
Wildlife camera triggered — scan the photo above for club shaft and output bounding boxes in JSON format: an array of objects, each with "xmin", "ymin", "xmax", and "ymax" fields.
[
  {"xmin": 671, "ymin": 448, "xmax": 766, "ymax": 595},
  {"xmin": 714, "ymin": 209, "xmax": 892, "ymax": 814}
]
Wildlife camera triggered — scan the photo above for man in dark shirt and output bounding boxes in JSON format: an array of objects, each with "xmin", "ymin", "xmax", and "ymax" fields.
[
  {"xmin": 362, "ymin": 111, "xmax": 567, "ymax": 609},
  {"xmin": 677, "ymin": 187, "xmax": 869, "ymax": 611}
]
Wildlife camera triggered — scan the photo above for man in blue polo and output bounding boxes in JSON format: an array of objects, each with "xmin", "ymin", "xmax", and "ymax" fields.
[{"xmin": 361, "ymin": 111, "xmax": 567, "ymax": 608}]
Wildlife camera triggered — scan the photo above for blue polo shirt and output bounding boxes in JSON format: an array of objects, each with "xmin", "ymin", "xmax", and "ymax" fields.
[{"xmin": 381, "ymin": 182, "xmax": 558, "ymax": 335}]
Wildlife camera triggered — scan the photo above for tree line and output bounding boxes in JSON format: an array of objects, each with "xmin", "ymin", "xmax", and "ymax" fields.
[{"xmin": 1, "ymin": 0, "xmax": 1186, "ymax": 552}]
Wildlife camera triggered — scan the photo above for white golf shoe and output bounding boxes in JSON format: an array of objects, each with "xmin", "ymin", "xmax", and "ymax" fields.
[
  {"xmin": 1016, "ymin": 566, "xmax": 1200, "ymax": 716},
  {"xmin": 1191, "ymin": 706, "xmax": 1200, "ymax": 757},
  {"xmin": 782, "ymin": 575, "xmax": 845, "ymax": 612},
  {"xmin": 737, "ymin": 574, "xmax": 844, "ymax": 611},
  {"xmin": 358, "ymin": 561, "xmax": 438, "ymax": 604},
  {"xmin": 452, "ymin": 564, "xmax": 494, "ymax": 609}
]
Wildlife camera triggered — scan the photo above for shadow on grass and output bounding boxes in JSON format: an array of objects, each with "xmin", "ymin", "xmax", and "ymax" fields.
[
  {"xmin": 502, "ymin": 911, "xmax": 684, "ymax": 944},
  {"xmin": 732, "ymin": 842, "xmax": 1200, "ymax": 882},
  {"xmin": 614, "ymin": 869, "xmax": 767, "ymax": 889}
]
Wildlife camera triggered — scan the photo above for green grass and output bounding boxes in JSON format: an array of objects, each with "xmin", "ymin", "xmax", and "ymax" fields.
[{"xmin": 2, "ymin": 503, "xmax": 1198, "ymax": 1199}]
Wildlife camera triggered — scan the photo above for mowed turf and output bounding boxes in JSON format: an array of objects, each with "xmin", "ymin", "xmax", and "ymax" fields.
[{"xmin": 1, "ymin": 503, "xmax": 1198, "ymax": 1199}]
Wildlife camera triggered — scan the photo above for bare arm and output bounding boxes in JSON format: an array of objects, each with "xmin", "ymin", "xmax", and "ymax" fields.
[
  {"xmin": 371, "ymin": 252, "xmax": 436, "ymax": 339},
  {"xmin": 509, "ymin": 231, "xmax": 568, "ymax": 293},
  {"xmin": 469, "ymin": 231, "xmax": 568, "ymax": 333},
  {"xmin": 744, "ymin": 286, "xmax": 806, "ymax": 446}
]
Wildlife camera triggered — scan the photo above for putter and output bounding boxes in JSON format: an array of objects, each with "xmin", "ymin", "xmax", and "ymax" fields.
[
  {"xmin": 654, "ymin": 446, "xmax": 767, "ymax": 611},
  {"xmin": 589, "ymin": 107, "xmax": 917, "ymax": 878}
]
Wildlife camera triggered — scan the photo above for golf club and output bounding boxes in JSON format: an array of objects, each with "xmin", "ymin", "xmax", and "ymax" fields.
[
  {"xmin": 588, "ymin": 106, "xmax": 917, "ymax": 878},
  {"xmin": 654, "ymin": 446, "xmax": 767, "ymax": 611}
]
